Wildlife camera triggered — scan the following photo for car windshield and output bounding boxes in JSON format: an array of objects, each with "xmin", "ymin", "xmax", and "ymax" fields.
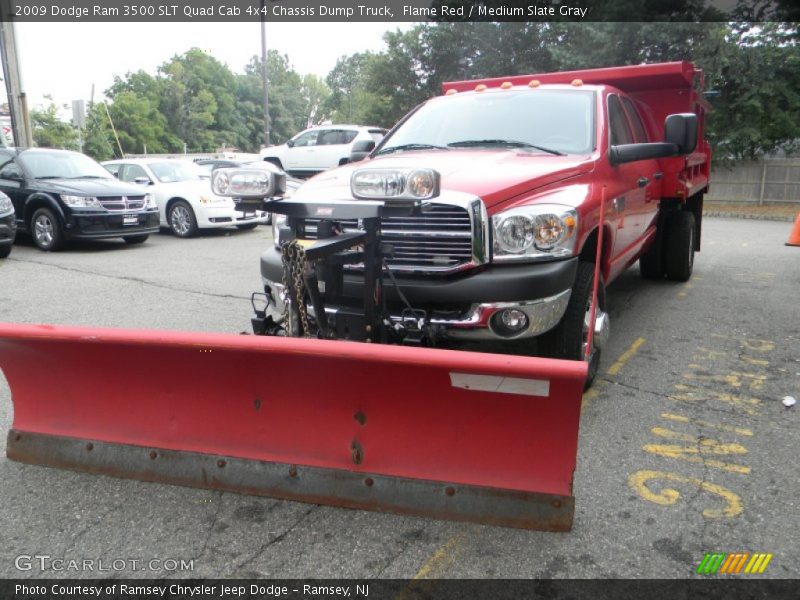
[
  {"xmin": 379, "ymin": 90, "xmax": 595, "ymax": 155},
  {"xmin": 17, "ymin": 151, "xmax": 115, "ymax": 180},
  {"xmin": 148, "ymin": 161, "xmax": 202, "ymax": 183}
]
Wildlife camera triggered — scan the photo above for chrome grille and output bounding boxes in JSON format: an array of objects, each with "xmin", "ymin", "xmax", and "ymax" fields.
[
  {"xmin": 98, "ymin": 196, "xmax": 146, "ymax": 211},
  {"xmin": 301, "ymin": 203, "xmax": 475, "ymax": 272}
]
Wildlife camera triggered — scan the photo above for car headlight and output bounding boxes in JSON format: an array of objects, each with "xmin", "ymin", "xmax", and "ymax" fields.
[
  {"xmin": 492, "ymin": 204, "xmax": 578, "ymax": 262},
  {"xmin": 144, "ymin": 193, "xmax": 157, "ymax": 209},
  {"xmin": 61, "ymin": 195, "xmax": 102, "ymax": 208},
  {"xmin": 212, "ymin": 168, "xmax": 274, "ymax": 198},
  {"xmin": 351, "ymin": 168, "xmax": 440, "ymax": 200},
  {"xmin": 272, "ymin": 213, "xmax": 287, "ymax": 246},
  {"xmin": 0, "ymin": 193, "xmax": 12, "ymax": 214}
]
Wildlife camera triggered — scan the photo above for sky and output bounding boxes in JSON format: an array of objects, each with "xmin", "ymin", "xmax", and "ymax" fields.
[{"xmin": 11, "ymin": 22, "xmax": 406, "ymax": 113}]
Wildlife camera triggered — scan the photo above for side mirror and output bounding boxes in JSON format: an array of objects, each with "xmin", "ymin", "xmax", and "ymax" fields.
[
  {"xmin": 349, "ymin": 140, "xmax": 376, "ymax": 163},
  {"xmin": 286, "ymin": 139, "xmax": 295, "ymax": 148},
  {"xmin": 134, "ymin": 177, "xmax": 152, "ymax": 185},
  {"xmin": 664, "ymin": 113, "xmax": 698, "ymax": 154}
]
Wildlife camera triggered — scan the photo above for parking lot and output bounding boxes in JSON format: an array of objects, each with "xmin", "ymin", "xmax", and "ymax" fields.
[{"xmin": 0, "ymin": 216, "xmax": 798, "ymax": 580}]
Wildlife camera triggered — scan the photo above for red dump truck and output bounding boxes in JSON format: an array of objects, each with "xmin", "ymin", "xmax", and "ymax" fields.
[
  {"xmin": 260, "ymin": 61, "xmax": 712, "ymax": 384},
  {"xmin": 0, "ymin": 62, "xmax": 711, "ymax": 532}
]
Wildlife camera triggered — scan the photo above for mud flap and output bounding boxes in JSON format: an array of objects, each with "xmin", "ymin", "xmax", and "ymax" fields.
[{"xmin": 0, "ymin": 323, "xmax": 586, "ymax": 531}]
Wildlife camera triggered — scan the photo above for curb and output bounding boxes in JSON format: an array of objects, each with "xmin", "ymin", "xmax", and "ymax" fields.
[{"xmin": 703, "ymin": 211, "xmax": 796, "ymax": 223}]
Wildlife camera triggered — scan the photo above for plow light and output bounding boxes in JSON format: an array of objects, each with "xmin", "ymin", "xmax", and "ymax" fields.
[
  {"xmin": 351, "ymin": 168, "xmax": 440, "ymax": 201},
  {"xmin": 212, "ymin": 168, "xmax": 274, "ymax": 198}
]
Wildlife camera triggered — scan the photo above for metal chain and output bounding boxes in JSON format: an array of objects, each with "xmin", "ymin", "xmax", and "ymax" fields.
[{"xmin": 280, "ymin": 241, "xmax": 311, "ymax": 337}]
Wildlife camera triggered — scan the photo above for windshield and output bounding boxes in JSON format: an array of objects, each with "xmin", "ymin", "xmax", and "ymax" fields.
[
  {"xmin": 148, "ymin": 161, "xmax": 202, "ymax": 183},
  {"xmin": 381, "ymin": 90, "xmax": 595, "ymax": 155},
  {"xmin": 17, "ymin": 151, "xmax": 115, "ymax": 180}
]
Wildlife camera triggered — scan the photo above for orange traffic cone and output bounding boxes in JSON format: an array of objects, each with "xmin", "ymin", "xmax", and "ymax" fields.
[{"xmin": 787, "ymin": 213, "xmax": 800, "ymax": 247}]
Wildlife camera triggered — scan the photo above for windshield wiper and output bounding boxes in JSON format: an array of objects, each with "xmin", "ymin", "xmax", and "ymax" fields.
[
  {"xmin": 447, "ymin": 139, "xmax": 565, "ymax": 156},
  {"xmin": 374, "ymin": 143, "xmax": 449, "ymax": 156},
  {"xmin": 34, "ymin": 176, "xmax": 63, "ymax": 179},
  {"xmin": 66, "ymin": 175, "xmax": 110, "ymax": 180}
]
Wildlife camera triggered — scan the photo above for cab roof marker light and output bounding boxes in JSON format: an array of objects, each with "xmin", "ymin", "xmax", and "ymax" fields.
[
  {"xmin": 501, "ymin": 82, "xmax": 513, "ymax": 89},
  {"xmin": 445, "ymin": 89, "xmax": 458, "ymax": 95},
  {"xmin": 571, "ymin": 79, "xmax": 583, "ymax": 86},
  {"xmin": 475, "ymin": 84, "xmax": 487, "ymax": 92},
  {"xmin": 528, "ymin": 80, "xmax": 541, "ymax": 88}
]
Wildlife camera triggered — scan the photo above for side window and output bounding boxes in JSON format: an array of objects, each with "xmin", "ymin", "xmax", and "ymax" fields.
[
  {"xmin": 104, "ymin": 163, "xmax": 121, "ymax": 178},
  {"xmin": 341, "ymin": 130, "xmax": 358, "ymax": 144},
  {"xmin": 292, "ymin": 131, "xmax": 319, "ymax": 147},
  {"xmin": 318, "ymin": 130, "xmax": 347, "ymax": 145},
  {"xmin": 621, "ymin": 97, "xmax": 649, "ymax": 143},
  {"xmin": 608, "ymin": 95, "xmax": 633, "ymax": 146},
  {"xmin": 0, "ymin": 159, "xmax": 22, "ymax": 179},
  {"xmin": 119, "ymin": 164, "xmax": 148, "ymax": 183}
]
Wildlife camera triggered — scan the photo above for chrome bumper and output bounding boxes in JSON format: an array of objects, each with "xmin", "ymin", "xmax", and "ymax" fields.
[{"xmin": 261, "ymin": 277, "xmax": 571, "ymax": 341}]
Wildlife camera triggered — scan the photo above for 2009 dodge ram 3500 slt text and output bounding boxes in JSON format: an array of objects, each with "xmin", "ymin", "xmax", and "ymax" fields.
[{"xmin": 261, "ymin": 61, "xmax": 711, "ymax": 384}]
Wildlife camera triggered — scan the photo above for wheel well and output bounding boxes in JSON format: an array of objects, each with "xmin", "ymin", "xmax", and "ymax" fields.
[
  {"xmin": 661, "ymin": 194, "xmax": 703, "ymax": 251},
  {"xmin": 25, "ymin": 198, "xmax": 60, "ymax": 230},
  {"xmin": 264, "ymin": 157, "xmax": 283, "ymax": 170},
  {"xmin": 579, "ymin": 226, "xmax": 612, "ymax": 265},
  {"xmin": 166, "ymin": 197, "xmax": 189, "ymax": 216}
]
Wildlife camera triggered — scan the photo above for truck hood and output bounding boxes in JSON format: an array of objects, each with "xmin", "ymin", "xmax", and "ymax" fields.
[
  {"xmin": 294, "ymin": 149, "xmax": 594, "ymax": 208},
  {"xmin": 30, "ymin": 178, "xmax": 149, "ymax": 196}
]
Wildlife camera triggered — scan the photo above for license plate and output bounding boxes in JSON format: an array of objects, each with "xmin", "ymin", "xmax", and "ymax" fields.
[{"xmin": 123, "ymin": 215, "xmax": 139, "ymax": 226}]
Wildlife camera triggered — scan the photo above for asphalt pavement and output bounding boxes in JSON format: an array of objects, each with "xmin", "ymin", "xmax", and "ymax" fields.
[{"xmin": 0, "ymin": 218, "xmax": 797, "ymax": 580}]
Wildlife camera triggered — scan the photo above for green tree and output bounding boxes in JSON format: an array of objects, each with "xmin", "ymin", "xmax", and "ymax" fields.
[
  {"xmin": 30, "ymin": 104, "xmax": 80, "ymax": 150},
  {"xmin": 82, "ymin": 103, "xmax": 116, "ymax": 160}
]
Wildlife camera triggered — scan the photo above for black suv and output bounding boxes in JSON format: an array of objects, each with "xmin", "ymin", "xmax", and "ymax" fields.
[
  {"xmin": 0, "ymin": 190, "xmax": 14, "ymax": 258},
  {"xmin": 0, "ymin": 148, "xmax": 160, "ymax": 251}
]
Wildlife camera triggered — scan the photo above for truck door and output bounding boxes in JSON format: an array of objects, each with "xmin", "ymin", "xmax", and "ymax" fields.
[
  {"xmin": 285, "ymin": 129, "xmax": 320, "ymax": 171},
  {"xmin": 620, "ymin": 96, "xmax": 661, "ymax": 249},
  {"xmin": 607, "ymin": 95, "xmax": 657, "ymax": 273}
]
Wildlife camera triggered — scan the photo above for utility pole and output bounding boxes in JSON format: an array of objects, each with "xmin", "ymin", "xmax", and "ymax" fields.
[
  {"xmin": 260, "ymin": 0, "xmax": 270, "ymax": 147},
  {"xmin": 0, "ymin": 16, "xmax": 33, "ymax": 148}
]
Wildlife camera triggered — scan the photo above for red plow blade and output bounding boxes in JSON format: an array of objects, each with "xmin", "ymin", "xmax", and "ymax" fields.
[{"xmin": 0, "ymin": 323, "xmax": 586, "ymax": 531}]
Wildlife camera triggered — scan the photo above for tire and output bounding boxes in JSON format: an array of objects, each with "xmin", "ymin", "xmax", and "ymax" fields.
[
  {"xmin": 0, "ymin": 244, "xmax": 11, "ymax": 259},
  {"xmin": 236, "ymin": 223, "xmax": 259, "ymax": 231},
  {"xmin": 168, "ymin": 201, "xmax": 198, "ymax": 238},
  {"xmin": 30, "ymin": 207, "xmax": 64, "ymax": 251},
  {"xmin": 664, "ymin": 211, "xmax": 695, "ymax": 282},
  {"xmin": 639, "ymin": 223, "xmax": 664, "ymax": 280},
  {"xmin": 123, "ymin": 234, "xmax": 149, "ymax": 244},
  {"xmin": 539, "ymin": 261, "xmax": 607, "ymax": 389}
]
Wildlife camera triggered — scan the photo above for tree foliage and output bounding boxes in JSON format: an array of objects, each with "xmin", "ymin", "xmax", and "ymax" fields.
[{"xmin": 31, "ymin": 104, "xmax": 80, "ymax": 150}]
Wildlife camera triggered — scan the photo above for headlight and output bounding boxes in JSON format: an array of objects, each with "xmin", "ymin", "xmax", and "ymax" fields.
[
  {"xmin": 492, "ymin": 204, "xmax": 577, "ymax": 262},
  {"xmin": 0, "ymin": 193, "xmax": 12, "ymax": 214},
  {"xmin": 61, "ymin": 195, "xmax": 101, "ymax": 208},
  {"xmin": 272, "ymin": 213, "xmax": 287, "ymax": 246},
  {"xmin": 351, "ymin": 168, "xmax": 440, "ymax": 200},
  {"xmin": 144, "ymin": 193, "xmax": 157, "ymax": 209},
  {"xmin": 212, "ymin": 168, "xmax": 274, "ymax": 198}
]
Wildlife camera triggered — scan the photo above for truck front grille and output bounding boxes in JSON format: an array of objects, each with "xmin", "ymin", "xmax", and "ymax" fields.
[
  {"xmin": 98, "ymin": 196, "xmax": 146, "ymax": 211},
  {"xmin": 300, "ymin": 202, "xmax": 477, "ymax": 273}
]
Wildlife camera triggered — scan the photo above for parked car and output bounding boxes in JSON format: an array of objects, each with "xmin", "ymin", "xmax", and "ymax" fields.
[
  {"xmin": 0, "ymin": 190, "xmax": 15, "ymax": 258},
  {"xmin": 0, "ymin": 148, "xmax": 159, "ymax": 251},
  {"xmin": 259, "ymin": 125, "xmax": 387, "ymax": 178},
  {"xmin": 102, "ymin": 158, "xmax": 270, "ymax": 237}
]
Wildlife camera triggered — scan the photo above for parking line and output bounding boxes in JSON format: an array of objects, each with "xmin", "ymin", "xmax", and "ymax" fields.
[
  {"xmin": 607, "ymin": 337, "xmax": 646, "ymax": 375},
  {"xmin": 660, "ymin": 412, "xmax": 754, "ymax": 437},
  {"xmin": 395, "ymin": 534, "xmax": 466, "ymax": 598}
]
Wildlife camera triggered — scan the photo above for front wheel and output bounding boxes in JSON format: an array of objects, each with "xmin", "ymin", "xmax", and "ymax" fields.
[
  {"xmin": 0, "ymin": 244, "xmax": 11, "ymax": 259},
  {"xmin": 664, "ymin": 211, "xmax": 695, "ymax": 282},
  {"xmin": 168, "ymin": 201, "xmax": 198, "ymax": 238},
  {"xmin": 31, "ymin": 207, "xmax": 64, "ymax": 251},
  {"xmin": 540, "ymin": 261, "xmax": 608, "ymax": 389}
]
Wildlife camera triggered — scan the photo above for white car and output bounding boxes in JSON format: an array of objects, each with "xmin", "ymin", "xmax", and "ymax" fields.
[
  {"xmin": 260, "ymin": 125, "xmax": 386, "ymax": 178},
  {"xmin": 102, "ymin": 158, "xmax": 270, "ymax": 237}
]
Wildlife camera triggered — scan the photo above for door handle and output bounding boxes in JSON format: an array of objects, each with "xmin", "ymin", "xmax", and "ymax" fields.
[{"xmin": 637, "ymin": 176, "xmax": 649, "ymax": 188}]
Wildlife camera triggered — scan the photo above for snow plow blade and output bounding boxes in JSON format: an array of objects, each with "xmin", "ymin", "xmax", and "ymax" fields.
[{"xmin": 0, "ymin": 323, "xmax": 586, "ymax": 531}]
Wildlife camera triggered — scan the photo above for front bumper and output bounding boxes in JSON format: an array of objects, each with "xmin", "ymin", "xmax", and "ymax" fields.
[
  {"xmin": 0, "ymin": 213, "xmax": 16, "ymax": 246},
  {"xmin": 196, "ymin": 205, "xmax": 270, "ymax": 228},
  {"xmin": 65, "ymin": 210, "xmax": 160, "ymax": 240},
  {"xmin": 260, "ymin": 249, "xmax": 578, "ymax": 340}
]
